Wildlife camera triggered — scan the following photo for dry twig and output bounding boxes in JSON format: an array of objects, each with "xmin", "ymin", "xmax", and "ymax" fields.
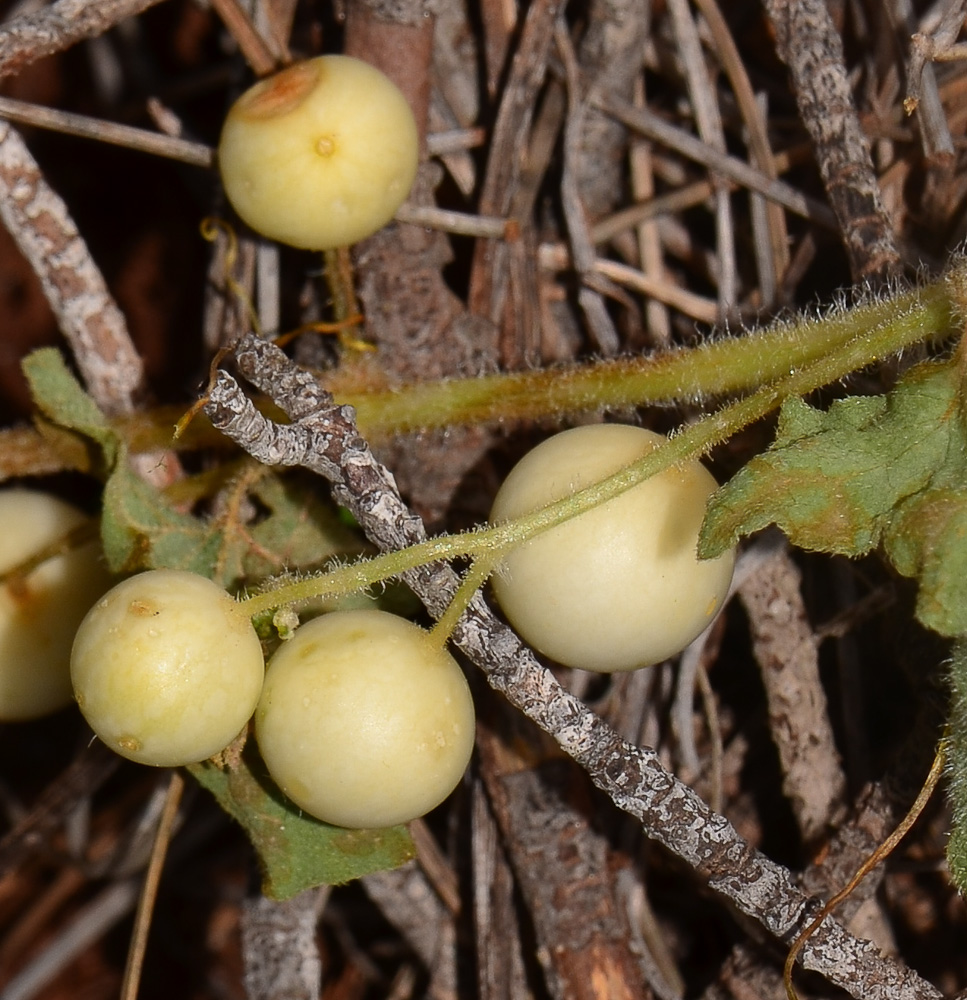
[
  {"xmin": 0, "ymin": 121, "xmax": 145, "ymax": 415},
  {"xmin": 762, "ymin": 0, "xmax": 901, "ymax": 283},
  {"xmin": 0, "ymin": 0, "xmax": 167, "ymax": 78}
]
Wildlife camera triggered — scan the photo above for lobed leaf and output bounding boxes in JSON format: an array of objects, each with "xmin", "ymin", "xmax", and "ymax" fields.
[
  {"xmin": 885, "ymin": 489, "xmax": 967, "ymax": 636},
  {"xmin": 700, "ymin": 357, "xmax": 967, "ymax": 637}
]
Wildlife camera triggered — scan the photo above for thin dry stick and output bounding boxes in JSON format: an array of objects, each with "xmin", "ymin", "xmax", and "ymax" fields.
[
  {"xmin": 539, "ymin": 243, "xmax": 720, "ymax": 324},
  {"xmin": 395, "ymin": 202, "xmax": 511, "ymax": 239},
  {"xmin": 890, "ymin": 0, "xmax": 955, "ymax": 165},
  {"xmin": 362, "ymin": 865, "xmax": 457, "ymax": 996},
  {"xmin": 0, "ymin": 95, "xmax": 478, "ymax": 178},
  {"xmin": 693, "ymin": 0, "xmax": 790, "ymax": 296},
  {"xmin": 426, "ymin": 125, "xmax": 486, "ymax": 155},
  {"xmin": 0, "ymin": 95, "xmax": 213, "ymax": 166},
  {"xmin": 209, "ymin": 0, "xmax": 282, "ymax": 77},
  {"xmin": 0, "ymin": 120, "xmax": 145, "ymax": 415},
  {"xmin": 694, "ymin": 663, "xmax": 724, "ymax": 814},
  {"xmin": 203, "ymin": 336, "xmax": 943, "ymax": 1000},
  {"xmin": 409, "ymin": 818, "xmax": 461, "ymax": 916},
  {"xmin": 593, "ymin": 178, "xmax": 714, "ymax": 245},
  {"xmin": 630, "ymin": 76, "xmax": 671, "ymax": 344},
  {"xmin": 762, "ymin": 0, "xmax": 901, "ymax": 284},
  {"xmin": 0, "ymin": 0, "xmax": 166, "ymax": 78},
  {"xmin": 119, "ymin": 770, "xmax": 184, "ymax": 1000},
  {"xmin": 554, "ymin": 20, "xmax": 620, "ymax": 354},
  {"xmin": 593, "ymin": 90, "xmax": 838, "ymax": 228},
  {"xmin": 906, "ymin": 0, "xmax": 967, "ymax": 110},
  {"xmin": 667, "ymin": 0, "xmax": 737, "ymax": 315},
  {"xmin": 783, "ymin": 741, "xmax": 948, "ymax": 1000}
]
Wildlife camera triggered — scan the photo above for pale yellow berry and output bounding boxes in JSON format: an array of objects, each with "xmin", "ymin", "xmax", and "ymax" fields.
[
  {"xmin": 218, "ymin": 55, "xmax": 419, "ymax": 250},
  {"xmin": 256, "ymin": 610, "xmax": 475, "ymax": 829},
  {"xmin": 490, "ymin": 424, "xmax": 735, "ymax": 671},
  {"xmin": 71, "ymin": 569, "xmax": 265, "ymax": 765},
  {"xmin": 0, "ymin": 489, "xmax": 112, "ymax": 720}
]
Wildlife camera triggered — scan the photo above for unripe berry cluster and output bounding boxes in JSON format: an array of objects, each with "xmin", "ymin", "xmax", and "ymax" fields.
[
  {"xmin": 69, "ymin": 570, "xmax": 474, "ymax": 829},
  {"xmin": 11, "ymin": 423, "xmax": 733, "ymax": 826}
]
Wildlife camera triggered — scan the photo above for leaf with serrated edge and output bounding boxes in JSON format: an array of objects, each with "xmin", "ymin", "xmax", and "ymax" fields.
[
  {"xmin": 700, "ymin": 358, "xmax": 966, "ymax": 560},
  {"xmin": 700, "ymin": 356, "xmax": 967, "ymax": 636},
  {"xmin": 884, "ymin": 488, "xmax": 967, "ymax": 637},
  {"xmin": 190, "ymin": 742, "xmax": 415, "ymax": 898}
]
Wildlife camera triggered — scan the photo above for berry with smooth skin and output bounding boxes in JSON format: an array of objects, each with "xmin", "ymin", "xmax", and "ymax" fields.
[
  {"xmin": 489, "ymin": 424, "xmax": 735, "ymax": 671},
  {"xmin": 0, "ymin": 489, "xmax": 112, "ymax": 721},
  {"xmin": 71, "ymin": 569, "xmax": 265, "ymax": 766},
  {"xmin": 218, "ymin": 55, "xmax": 419, "ymax": 250},
  {"xmin": 255, "ymin": 609, "xmax": 475, "ymax": 829}
]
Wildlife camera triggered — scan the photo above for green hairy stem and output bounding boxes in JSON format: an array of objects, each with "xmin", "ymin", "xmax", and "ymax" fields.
[
  {"xmin": 241, "ymin": 263, "xmax": 967, "ymax": 618},
  {"xmin": 947, "ymin": 640, "xmax": 967, "ymax": 893}
]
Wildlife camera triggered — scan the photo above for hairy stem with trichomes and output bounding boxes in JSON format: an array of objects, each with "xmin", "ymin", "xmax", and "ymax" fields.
[
  {"xmin": 108, "ymin": 267, "xmax": 962, "ymax": 464},
  {"xmin": 342, "ymin": 274, "xmax": 956, "ymax": 438},
  {"xmin": 237, "ymin": 263, "xmax": 967, "ymax": 625}
]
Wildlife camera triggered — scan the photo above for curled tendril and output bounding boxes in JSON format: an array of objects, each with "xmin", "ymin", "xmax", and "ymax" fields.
[{"xmin": 783, "ymin": 739, "xmax": 948, "ymax": 1000}]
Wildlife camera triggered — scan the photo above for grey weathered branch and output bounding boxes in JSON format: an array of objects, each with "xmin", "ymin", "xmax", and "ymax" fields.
[
  {"xmin": 762, "ymin": 0, "xmax": 901, "ymax": 284},
  {"xmin": 0, "ymin": 120, "xmax": 145, "ymax": 415},
  {"xmin": 203, "ymin": 335, "xmax": 941, "ymax": 1000},
  {"xmin": 0, "ymin": 0, "xmax": 167, "ymax": 79}
]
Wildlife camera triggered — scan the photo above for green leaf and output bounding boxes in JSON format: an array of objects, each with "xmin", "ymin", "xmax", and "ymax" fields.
[
  {"xmin": 190, "ymin": 741, "xmax": 415, "ymax": 898},
  {"xmin": 701, "ymin": 358, "xmax": 965, "ymax": 560},
  {"xmin": 22, "ymin": 348, "xmax": 119, "ymax": 467},
  {"xmin": 699, "ymin": 357, "xmax": 967, "ymax": 637},
  {"xmin": 243, "ymin": 475, "xmax": 365, "ymax": 579},
  {"xmin": 101, "ymin": 461, "xmax": 226, "ymax": 576},
  {"xmin": 946, "ymin": 641, "xmax": 967, "ymax": 893},
  {"xmin": 884, "ymin": 489, "xmax": 967, "ymax": 636}
]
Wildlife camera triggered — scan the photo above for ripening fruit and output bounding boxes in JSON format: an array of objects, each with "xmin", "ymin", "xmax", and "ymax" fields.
[
  {"xmin": 218, "ymin": 54, "xmax": 420, "ymax": 250},
  {"xmin": 0, "ymin": 489, "xmax": 112, "ymax": 721},
  {"xmin": 71, "ymin": 569, "xmax": 265, "ymax": 766},
  {"xmin": 255, "ymin": 610, "xmax": 475, "ymax": 829},
  {"xmin": 489, "ymin": 424, "xmax": 735, "ymax": 672}
]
